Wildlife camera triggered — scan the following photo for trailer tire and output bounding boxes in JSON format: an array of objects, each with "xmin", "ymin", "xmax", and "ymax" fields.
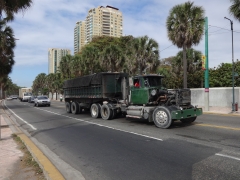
[
  {"xmin": 152, "ymin": 106, "xmax": 172, "ymax": 129},
  {"xmin": 101, "ymin": 104, "xmax": 113, "ymax": 120},
  {"xmin": 66, "ymin": 102, "xmax": 71, "ymax": 113},
  {"xmin": 90, "ymin": 103, "xmax": 101, "ymax": 118},
  {"xmin": 71, "ymin": 102, "xmax": 79, "ymax": 114}
]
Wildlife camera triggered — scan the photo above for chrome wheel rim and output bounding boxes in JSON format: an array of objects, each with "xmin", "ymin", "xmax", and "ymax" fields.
[
  {"xmin": 155, "ymin": 110, "xmax": 168, "ymax": 125},
  {"xmin": 92, "ymin": 106, "xmax": 97, "ymax": 116}
]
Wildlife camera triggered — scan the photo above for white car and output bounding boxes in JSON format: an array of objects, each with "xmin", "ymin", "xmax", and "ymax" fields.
[{"xmin": 34, "ymin": 96, "xmax": 51, "ymax": 107}]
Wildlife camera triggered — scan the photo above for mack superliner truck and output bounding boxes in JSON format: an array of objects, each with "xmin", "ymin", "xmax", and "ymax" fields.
[{"xmin": 63, "ymin": 72, "xmax": 202, "ymax": 129}]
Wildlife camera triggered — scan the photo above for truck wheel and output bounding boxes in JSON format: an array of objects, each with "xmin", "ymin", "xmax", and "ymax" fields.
[
  {"xmin": 152, "ymin": 106, "xmax": 172, "ymax": 129},
  {"xmin": 101, "ymin": 104, "xmax": 113, "ymax": 120},
  {"xmin": 71, "ymin": 102, "xmax": 79, "ymax": 114},
  {"xmin": 90, "ymin": 103, "xmax": 101, "ymax": 118},
  {"xmin": 66, "ymin": 102, "xmax": 71, "ymax": 113},
  {"xmin": 181, "ymin": 117, "xmax": 196, "ymax": 123}
]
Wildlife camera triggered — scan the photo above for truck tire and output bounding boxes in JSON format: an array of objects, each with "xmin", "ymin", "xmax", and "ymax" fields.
[
  {"xmin": 152, "ymin": 106, "xmax": 172, "ymax": 129},
  {"xmin": 90, "ymin": 103, "xmax": 101, "ymax": 118},
  {"xmin": 71, "ymin": 102, "xmax": 79, "ymax": 114},
  {"xmin": 66, "ymin": 102, "xmax": 71, "ymax": 113},
  {"xmin": 101, "ymin": 104, "xmax": 113, "ymax": 120}
]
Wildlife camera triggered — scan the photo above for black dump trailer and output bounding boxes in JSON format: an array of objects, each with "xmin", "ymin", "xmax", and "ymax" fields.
[{"xmin": 63, "ymin": 72, "xmax": 128, "ymax": 116}]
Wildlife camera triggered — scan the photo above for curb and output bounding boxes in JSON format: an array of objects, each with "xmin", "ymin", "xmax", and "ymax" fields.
[{"xmin": 17, "ymin": 133, "xmax": 65, "ymax": 180}]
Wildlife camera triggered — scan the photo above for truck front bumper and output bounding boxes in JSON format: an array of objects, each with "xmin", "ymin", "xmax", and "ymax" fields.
[{"xmin": 171, "ymin": 108, "xmax": 203, "ymax": 120}]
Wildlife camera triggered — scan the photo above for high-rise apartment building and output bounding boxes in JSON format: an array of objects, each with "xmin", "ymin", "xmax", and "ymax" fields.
[
  {"xmin": 74, "ymin": 5, "xmax": 123, "ymax": 54},
  {"xmin": 74, "ymin": 21, "xmax": 86, "ymax": 54},
  {"xmin": 48, "ymin": 48, "xmax": 71, "ymax": 74}
]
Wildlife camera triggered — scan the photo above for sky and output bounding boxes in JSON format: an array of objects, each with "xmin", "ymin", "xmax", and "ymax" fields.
[{"xmin": 8, "ymin": 0, "xmax": 240, "ymax": 87}]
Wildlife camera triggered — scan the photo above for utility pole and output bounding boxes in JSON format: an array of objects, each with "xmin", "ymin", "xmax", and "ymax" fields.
[
  {"xmin": 204, "ymin": 17, "xmax": 209, "ymax": 111},
  {"xmin": 224, "ymin": 17, "xmax": 235, "ymax": 111}
]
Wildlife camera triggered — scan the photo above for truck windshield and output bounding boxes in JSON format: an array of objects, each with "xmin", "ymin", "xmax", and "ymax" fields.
[
  {"xmin": 24, "ymin": 92, "xmax": 32, "ymax": 96},
  {"xmin": 143, "ymin": 77, "xmax": 162, "ymax": 87}
]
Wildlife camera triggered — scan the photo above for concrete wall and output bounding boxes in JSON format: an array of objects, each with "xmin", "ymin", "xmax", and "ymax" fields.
[{"xmin": 191, "ymin": 87, "xmax": 240, "ymax": 107}]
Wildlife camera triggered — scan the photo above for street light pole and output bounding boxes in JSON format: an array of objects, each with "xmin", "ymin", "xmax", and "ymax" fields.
[{"xmin": 224, "ymin": 17, "xmax": 235, "ymax": 111}]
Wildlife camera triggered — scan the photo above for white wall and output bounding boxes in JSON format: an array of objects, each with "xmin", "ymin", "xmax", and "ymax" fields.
[{"xmin": 191, "ymin": 87, "xmax": 240, "ymax": 107}]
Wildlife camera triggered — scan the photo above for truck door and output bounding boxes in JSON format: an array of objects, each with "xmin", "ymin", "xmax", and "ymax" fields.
[{"xmin": 130, "ymin": 78, "xmax": 149, "ymax": 104}]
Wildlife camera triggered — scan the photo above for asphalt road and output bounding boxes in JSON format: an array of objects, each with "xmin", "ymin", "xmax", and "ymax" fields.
[{"xmin": 3, "ymin": 99, "xmax": 240, "ymax": 180}]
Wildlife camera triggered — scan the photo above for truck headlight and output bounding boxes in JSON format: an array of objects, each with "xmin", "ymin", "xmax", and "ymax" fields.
[{"xmin": 151, "ymin": 89, "xmax": 157, "ymax": 96}]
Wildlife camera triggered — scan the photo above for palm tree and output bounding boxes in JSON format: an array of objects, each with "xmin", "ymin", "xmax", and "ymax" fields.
[
  {"xmin": 81, "ymin": 46, "xmax": 100, "ymax": 74},
  {"xmin": 58, "ymin": 54, "xmax": 72, "ymax": 79},
  {"xmin": 0, "ymin": 20, "xmax": 15, "ymax": 78},
  {"xmin": 70, "ymin": 54, "xmax": 85, "ymax": 77},
  {"xmin": 100, "ymin": 44, "xmax": 125, "ymax": 72},
  {"xmin": 32, "ymin": 73, "xmax": 46, "ymax": 95},
  {"xmin": 166, "ymin": 1, "xmax": 205, "ymax": 88},
  {"xmin": 0, "ymin": 0, "xmax": 33, "ymax": 21},
  {"xmin": 131, "ymin": 36, "xmax": 159, "ymax": 75},
  {"xmin": 229, "ymin": 0, "xmax": 240, "ymax": 21},
  {"xmin": 173, "ymin": 48, "xmax": 202, "ymax": 73}
]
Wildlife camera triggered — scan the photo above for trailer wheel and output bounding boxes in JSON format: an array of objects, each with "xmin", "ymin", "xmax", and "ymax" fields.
[
  {"xmin": 181, "ymin": 117, "xmax": 196, "ymax": 123},
  {"xmin": 66, "ymin": 102, "xmax": 71, "ymax": 113},
  {"xmin": 90, "ymin": 103, "xmax": 101, "ymax": 118},
  {"xmin": 71, "ymin": 102, "xmax": 79, "ymax": 114},
  {"xmin": 101, "ymin": 104, "xmax": 113, "ymax": 120},
  {"xmin": 152, "ymin": 106, "xmax": 172, "ymax": 129}
]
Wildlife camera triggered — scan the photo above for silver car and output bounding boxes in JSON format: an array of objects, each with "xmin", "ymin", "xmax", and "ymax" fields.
[{"xmin": 34, "ymin": 96, "xmax": 51, "ymax": 107}]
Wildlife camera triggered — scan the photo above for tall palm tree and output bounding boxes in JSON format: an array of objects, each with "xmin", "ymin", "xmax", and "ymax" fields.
[
  {"xmin": 0, "ymin": 20, "xmax": 15, "ymax": 77},
  {"xmin": 166, "ymin": 1, "xmax": 205, "ymax": 88},
  {"xmin": 0, "ymin": 0, "xmax": 33, "ymax": 21},
  {"xmin": 229, "ymin": 0, "xmax": 240, "ymax": 21}
]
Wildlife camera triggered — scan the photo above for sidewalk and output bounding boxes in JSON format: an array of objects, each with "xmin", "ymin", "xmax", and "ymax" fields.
[
  {"xmin": 201, "ymin": 106, "xmax": 240, "ymax": 116},
  {"xmin": 0, "ymin": 115, "xmax": 24, "ymax": 180}
]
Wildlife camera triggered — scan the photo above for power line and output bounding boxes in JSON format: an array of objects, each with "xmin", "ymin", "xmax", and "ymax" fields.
[
  {"xmin": 209, "ymin": 25, "xmax": 240, "ymax": 33},
  {"xmin": 160, "ymin": 44, "xmax": 173, "ymax": 52}
]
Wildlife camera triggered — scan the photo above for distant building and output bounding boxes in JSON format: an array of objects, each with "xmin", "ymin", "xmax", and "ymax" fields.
[
  {"xmin": 74, "ymin": 5, "xmax": 123, "ymax": 54},
  {"xmin": 74, "ymin": 21, "xmax": 86, "ymax": 54},
  {"xmin": 48, "ymin": 48, "xmax": 71, "ymax": 74}
]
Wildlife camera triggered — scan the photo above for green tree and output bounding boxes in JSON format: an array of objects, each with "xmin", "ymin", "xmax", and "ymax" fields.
[
  {"xmin": 229, "ymin": 0, "xmax": 240, "ymax": 22},
  {"xmin": 32, "ymin": 73, "xmax": 47, "ymax": 95},
  {"xmin": 166, "ymin": 1, "xmax": 205, "ymax": 88},
  {"xmin": 0, "ymin": 20, "xmax": 15, "ymax": 77}
]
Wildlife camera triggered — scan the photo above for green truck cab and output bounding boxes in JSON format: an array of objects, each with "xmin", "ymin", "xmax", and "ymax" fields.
[{"xmin": 63, "ymin": 72, "xmax": 202, "ymax": 129}]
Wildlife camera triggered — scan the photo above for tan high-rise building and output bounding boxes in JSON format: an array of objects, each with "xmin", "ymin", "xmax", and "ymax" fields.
[
  {"xmin": 74, "ymin": 5, "xmax": 123, "ymax": 54},
  {"xmin": 74, "ymin": 21, "xmax": 86, "ymax": 54},
  {"xmin": 48, "ymin": 48, "xmax": 71, "ymax": 74}
]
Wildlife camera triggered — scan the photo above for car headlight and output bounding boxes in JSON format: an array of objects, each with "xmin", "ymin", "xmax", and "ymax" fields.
[{"xmin": 151, "ymin": 89, "xmax": 157, "ymax": 96}]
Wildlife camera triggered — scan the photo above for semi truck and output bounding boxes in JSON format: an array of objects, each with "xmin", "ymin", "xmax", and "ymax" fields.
[
  {"xmin": 63, "ymin": 72, "xmax": 202, "ymax": 129},
  {"xmin": 19, "ymin": 88, "xmax": 32, "ymax": 102}
]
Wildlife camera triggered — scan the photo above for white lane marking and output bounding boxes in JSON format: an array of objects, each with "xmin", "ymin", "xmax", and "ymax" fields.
[
  {"xmin": 34, "ymin": 106, "xmax": 163, "ymax": 141},
  {"xmin": 216, "ymin": 153, "xmax": 240, "ymax": 161},
  {"xmin": 4, "ymin": 101, "xmax": 37, "ymax": 130}
]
